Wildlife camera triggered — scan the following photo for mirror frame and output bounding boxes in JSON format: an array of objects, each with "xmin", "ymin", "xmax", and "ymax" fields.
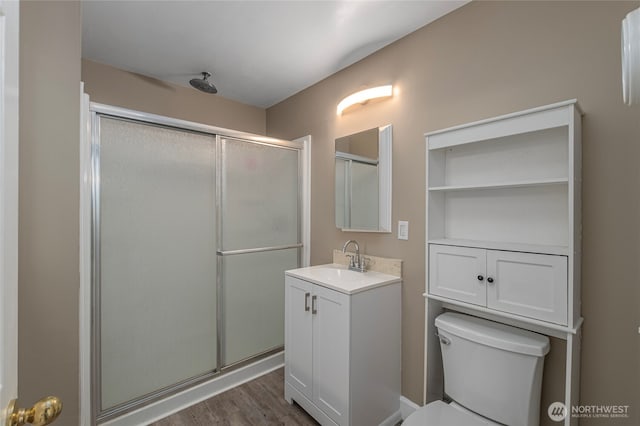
[{"xmin": 335, "ymin": 124, "xmax": 392, "ymax": 233}]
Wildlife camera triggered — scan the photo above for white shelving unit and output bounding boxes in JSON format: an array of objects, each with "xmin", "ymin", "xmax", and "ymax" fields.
[{"xmin": 424, "ymin": 100, "xmax": 583, "ymax": 426}]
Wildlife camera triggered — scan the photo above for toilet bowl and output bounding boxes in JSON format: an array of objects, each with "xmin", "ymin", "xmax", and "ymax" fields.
[{"xmin": 405, "ymin": 312, "xmax": 550, "ymax": 426}]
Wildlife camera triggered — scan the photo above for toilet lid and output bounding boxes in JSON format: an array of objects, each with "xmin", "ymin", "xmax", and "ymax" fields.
[{"xmin": 403, "ymin": 401, "xmax": 496, "ymax": 426}]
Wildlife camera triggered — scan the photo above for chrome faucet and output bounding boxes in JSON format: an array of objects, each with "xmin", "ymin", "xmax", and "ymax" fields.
[{"xmin": 342, "ymin": 239, "xmax": 366, "ymax": 272}]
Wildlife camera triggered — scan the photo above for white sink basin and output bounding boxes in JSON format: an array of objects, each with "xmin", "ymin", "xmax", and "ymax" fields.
[
  {"xmin": 286, "ymin": 263, "xmax": 401, "ymax": 294},
  {"xmin": 306, "ymin": 266, "xmax": 369, "ymax": 283}
]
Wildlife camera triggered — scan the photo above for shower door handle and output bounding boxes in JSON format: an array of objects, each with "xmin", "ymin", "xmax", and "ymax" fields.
[{"xmin": 304, "ymin": 292, "xmax": 310, "ymax": 312}]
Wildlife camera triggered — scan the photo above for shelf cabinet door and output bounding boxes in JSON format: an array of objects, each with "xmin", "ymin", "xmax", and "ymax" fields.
[
  {"xmin": 312, "ymin": 284, "xmax": 350, "ymax": 426},
  {"xmin": 285, "ymin": 277, "xmax": 314, "ymax": 400},
  {"xmin": 486, "ymin": 251, "xmax": 568, "ymax": 325},
  {"xmin": 429, "ymin": 244, "xmax": 486, "ymax": 306}
]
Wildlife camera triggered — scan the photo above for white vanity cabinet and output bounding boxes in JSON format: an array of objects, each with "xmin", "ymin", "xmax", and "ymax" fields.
[
  {"xmin": 285, "ymin": 278, "xmax": 350, "ymax": 424},
  {"xmin": 284, "ymin": 267, "xmax": 401, "ymax": 426},
  {"xmin": 429, "ymin": 244, "xmax": 568, "ymax": 325},
  {"xmin": 425, "ymin": 100, "xmax": 583, "ymax": 425}
]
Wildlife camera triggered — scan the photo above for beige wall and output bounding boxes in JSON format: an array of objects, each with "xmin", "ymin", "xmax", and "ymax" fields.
[
  {"xmin": 19, "ymin": 1, "xmax": 81, "ymax": 424},
  {"xmin": 82, "ymin": 59, "xmax": 266, "ymax": 135},
  {"xmin": 16, "ymin": 1, "xmax": 639, "ymax": 424},
  {"xmin": 267, "ymin": 2, "xmax": 640, "ymax": 425}
]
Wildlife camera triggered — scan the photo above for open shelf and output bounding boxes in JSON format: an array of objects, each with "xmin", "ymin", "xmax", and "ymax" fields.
[
  {"xmin": 428, "ymin": 126, "xmax": 569, "ymax": 189},
  {"xmin": 428, "ymin": 184, "xmax": 569, "ymax": 248},
  {"xmin": 428, "ymin": 177, "xmax": 568, "ymax": 192},
  {"xmin": 427, "ymin": 238, "xmax": 569, "ymax": 256}
]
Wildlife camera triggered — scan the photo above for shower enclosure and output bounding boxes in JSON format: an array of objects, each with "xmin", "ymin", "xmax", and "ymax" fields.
[{"xmin": 89, "ymin": 105, "xmax": 305, "ymax": 422}]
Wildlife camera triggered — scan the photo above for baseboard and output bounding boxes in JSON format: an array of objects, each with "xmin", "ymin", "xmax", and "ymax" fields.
[
  {"xmin": 101, "ymin": 352, "xmax": 284, "ymax": 426},
  {"xmin": 380, "ymin": 409, "xmax": 403, "ymax": 426},
  {"xmin": 399, "ymin": 395, "xmax": 421, "ymax": 420}
]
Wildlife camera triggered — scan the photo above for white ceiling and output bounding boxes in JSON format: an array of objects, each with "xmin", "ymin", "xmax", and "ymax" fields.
[{"xmin": 82, "ymin": 1, "xmax": 468, "ymax": 108}]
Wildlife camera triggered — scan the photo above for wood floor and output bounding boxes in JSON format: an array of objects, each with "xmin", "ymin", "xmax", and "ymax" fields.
[{"xmin": 149, "ymin": 368, "xmax": 319, "ymax": 426}]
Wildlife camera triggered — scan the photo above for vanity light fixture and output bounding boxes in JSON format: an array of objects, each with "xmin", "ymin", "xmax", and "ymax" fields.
[{"xmin": 337, "ymin": 84, "xmax": 393, "ymax": 115}]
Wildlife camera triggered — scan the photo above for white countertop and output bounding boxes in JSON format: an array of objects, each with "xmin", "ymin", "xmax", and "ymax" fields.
[{"xmin": 285, "ymin": 263, "xmax": 401, "ymax": 294}]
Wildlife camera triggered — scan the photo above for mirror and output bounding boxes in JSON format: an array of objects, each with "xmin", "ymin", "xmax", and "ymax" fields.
[{"xmin": 335, "ymin": 125, "xmax": 392, "ymax": 232}]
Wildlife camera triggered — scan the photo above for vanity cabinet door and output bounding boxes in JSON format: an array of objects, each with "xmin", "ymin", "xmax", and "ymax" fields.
[
  {"xmin": 429, "ymin": 244, "xmax": 486, "ymax": 306},
  {"xmin": 486, "ymin": 251, "xmax": 568, "ymax": 325},
  {"xmin": 285, "ymin": 277, "xmax": 313, "ymax": 400},
  {"xmin": 312, "ymin": 284, "xmax": 350, "ymax": 426}
]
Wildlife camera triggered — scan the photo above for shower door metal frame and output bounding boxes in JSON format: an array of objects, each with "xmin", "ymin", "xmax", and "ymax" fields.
[{"xmin": 88, "ymin": 103, "xmax": 306, "ymax": 424}]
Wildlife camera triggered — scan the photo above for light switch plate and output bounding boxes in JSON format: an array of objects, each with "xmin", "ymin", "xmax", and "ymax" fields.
[{"xmin": 398, "ymin": 221, "xmax": 409, "ymax": 240}]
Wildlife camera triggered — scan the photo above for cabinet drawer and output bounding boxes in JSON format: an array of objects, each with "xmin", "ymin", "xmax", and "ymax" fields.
[
  {"xmin": 486, "ymin": 251, "xmax": 568, "ymax": 325},
  {"xmin": 429, "ymin": 245, "xmax": 486, "ymax": 306}
]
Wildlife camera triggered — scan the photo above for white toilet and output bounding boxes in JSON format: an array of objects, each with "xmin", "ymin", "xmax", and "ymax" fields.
[{"xmin": 404, "ymin": 312, "xmax": 550, "ymax": 426}]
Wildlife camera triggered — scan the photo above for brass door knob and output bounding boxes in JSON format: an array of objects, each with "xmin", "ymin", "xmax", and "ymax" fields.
[{"xmin": 6, "ymin": 396, "xmax": 62, "ymax": 426}]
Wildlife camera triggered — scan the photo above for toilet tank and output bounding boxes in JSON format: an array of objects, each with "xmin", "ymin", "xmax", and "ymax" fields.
[{"xmin": 435, "ymin": 313, "xmax": 550, "ymax": 426}]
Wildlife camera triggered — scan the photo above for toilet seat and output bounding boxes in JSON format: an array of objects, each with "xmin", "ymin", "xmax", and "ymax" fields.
[{"xmin": 402, "ymin": 401, "xmax": 498, "ymax": 426}]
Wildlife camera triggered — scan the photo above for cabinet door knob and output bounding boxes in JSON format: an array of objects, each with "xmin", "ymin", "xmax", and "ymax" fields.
[
  {"xmin": 311, "ymin": 295, "xmax": 318, "ymax": 314},
  {"xmin": 477, "ymin": 275, "xmax": 484, "ymax": 281},
  {"xmin": 487, "ymin": 277, "xmax": 494, "ymax": 283},
  {"xmin": 304, "ymin": 292, "xmax": 310, "ymax": 312}
]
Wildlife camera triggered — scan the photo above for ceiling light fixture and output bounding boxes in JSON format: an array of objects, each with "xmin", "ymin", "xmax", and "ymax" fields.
[{"xmin": 337, "ymin": 84, "xmax": 393, "ymax": 115}]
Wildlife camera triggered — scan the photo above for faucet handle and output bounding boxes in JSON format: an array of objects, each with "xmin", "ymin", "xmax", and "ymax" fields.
[{"xmin": 345, "ymin": 254, "xmax": 356, "ymax": 267}]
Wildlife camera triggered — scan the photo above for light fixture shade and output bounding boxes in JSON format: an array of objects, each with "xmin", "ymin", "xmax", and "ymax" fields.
[
  {"xmin": 622, "ymin": 7, "xmax": 640, "ymax": 105},
  {"xmin": 337, "ymin": 85, "xmax": 393, "ymax": 115}
]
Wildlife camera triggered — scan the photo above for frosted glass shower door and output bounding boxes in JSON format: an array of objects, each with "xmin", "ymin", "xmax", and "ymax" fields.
[
  {"xmin": 97, "ymin": 117, "xmax": 217, "ymax": 412},
  {"xmin": 219, "ymin": 137, "xmax": 301, "ymax": 366}
]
